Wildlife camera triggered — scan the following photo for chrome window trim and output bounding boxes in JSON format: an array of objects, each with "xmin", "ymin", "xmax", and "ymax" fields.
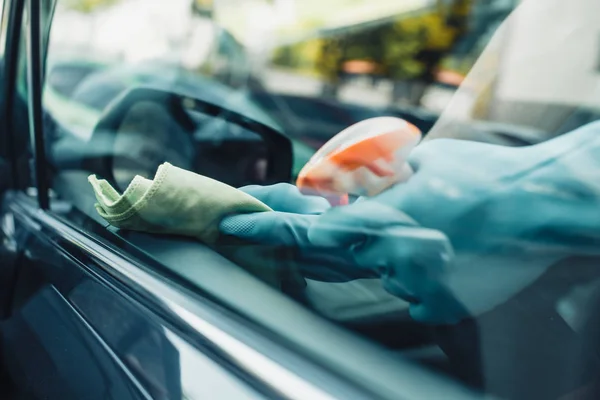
[{"xmin": 9, "ymin": 193, "xmax": 379, "ymax": 400}]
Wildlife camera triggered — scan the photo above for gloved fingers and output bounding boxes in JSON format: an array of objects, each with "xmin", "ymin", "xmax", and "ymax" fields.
[
  {"xmin": 405, "ymin": 139, "xmax": 455, "ymax": 172},
  {"xmin": 307, "ymin": 200, "xmax": 418, "ymax": 248},
  {"xmin": 291, "ymin": 194, "xmax": 332, "ymax": 214},
  {"xmin": 297, "ymin": 251, "xmax": 380, "ymax": 282},
  {"xmin": 367, "ymin": 141, "xmax": 458, "ymax": 217},
  {"xmin": 239, "ymin": 183, "xmax": 331, "ymax": 214},
  {"xmin": 350, "ymin": 227, "xmax": 453, "ymax": 302},
  {"xmin": 363, "ymin": 230, "xmax": 462, "ymax": 324},
  {"xmin": 220, "ymin": 211, "xmax": 377, "ymax": 281},
  {"xmin": 220, "ymin": 211, "xmax": 316, "ymax": 246},
  {"xmin": 360, "ymin": 226, "xmax": 453, "ymax": 275},
  {"xmin": 408, "ymin": 292, "xmax": 468, "ymax": 325}
]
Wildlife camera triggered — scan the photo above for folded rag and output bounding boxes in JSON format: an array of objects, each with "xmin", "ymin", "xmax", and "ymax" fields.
[
  {"xmin": 88, "ymin": 162, "xmax": 271, "ymax": 244},
  {"xmin": 88, "ymin": 162, "xmax": 307, "ymax": 291}
]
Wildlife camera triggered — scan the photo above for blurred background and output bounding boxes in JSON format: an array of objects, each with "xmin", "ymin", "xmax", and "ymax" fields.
[{"xmin": 44, "ymin": 0, "xmax": 600, "ymax": 176}]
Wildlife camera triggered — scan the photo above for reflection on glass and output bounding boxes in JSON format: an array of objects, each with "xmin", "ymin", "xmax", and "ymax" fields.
[
  {"xmin": 69, "ymin": 279, "xmax": 261, "ymax": 400},
  {"xmin": 42, "ymin": 0, "xmax": 600, "ymax": 399},
  {"xmin": 113, "ymin": 101, "xmax": 195, "ymax": 189},
  {"xmin": 164, "ymin": 332, "xmax": 261, "ymax": 400}
]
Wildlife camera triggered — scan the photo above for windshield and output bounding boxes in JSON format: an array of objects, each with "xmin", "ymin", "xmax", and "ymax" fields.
[{"xmin": 42, "ymin": 0, "xmax": 600, "ymax": 399}]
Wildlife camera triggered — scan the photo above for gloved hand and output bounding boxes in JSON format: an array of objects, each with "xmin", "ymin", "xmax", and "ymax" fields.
[
  {"xmin": 220, "ymin": 183, "xmax": 377, "ymax": 281},
  {"xmin": 309, "ymin": 121, "xmax": 600, "ymax": 324},
  {"xmin": 220, "ymin": 183, "xmax": 327, "ymax": 245}
]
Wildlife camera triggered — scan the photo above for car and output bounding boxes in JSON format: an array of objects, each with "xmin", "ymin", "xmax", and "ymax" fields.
[
  {"xmin": 0, "ymin": 1, "xmax": 480, "ymax": 399},
  {"xmin": 2, "ymin": 1, "xmax": 600, "ymax": 399}
]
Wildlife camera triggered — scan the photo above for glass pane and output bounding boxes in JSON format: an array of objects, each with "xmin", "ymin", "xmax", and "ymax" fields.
[{"xmin": 42, "ymin": 1, "xmax": 600, "ymax": 399}]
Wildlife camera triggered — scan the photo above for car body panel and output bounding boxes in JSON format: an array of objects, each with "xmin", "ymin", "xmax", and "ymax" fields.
[{"xmin": 0, "ymin": 192, "xmax": 269, "ymax": 399}]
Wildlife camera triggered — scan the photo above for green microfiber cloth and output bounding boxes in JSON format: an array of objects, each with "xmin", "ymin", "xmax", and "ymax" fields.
[
  {"xmin": 88, "ymin": 162, "xmax": 271, "ymax": 244},
  {"xmin": 88, "ymin": 162, "xmax": 306, "ymax": 292}
]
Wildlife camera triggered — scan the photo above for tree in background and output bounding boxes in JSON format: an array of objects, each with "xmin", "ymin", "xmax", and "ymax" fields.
[
  {"xmin": 272, "ymin": 0, "xmax": 474, "ymax": 104},
  {"xmin": 315, "ymin": 36, "xmax": 346, "ymax": 98},
  {"xmin": 191, "ymin": 0, "xmax": 213, "ymax": 17},
  {"xmin": 312, "ymin": 13, "xmax": 431, "ymax": 101}
]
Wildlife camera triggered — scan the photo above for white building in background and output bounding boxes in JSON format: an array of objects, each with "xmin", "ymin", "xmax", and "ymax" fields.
[
  {"xmin": 49, "ymin": 0, "xmax": 218, "ymax": 68},
  {"xmin": 430, "ymin": 0, "xmax": 600, "ymax": 138},
  {"xmin": 490, "ymin": 0, "xmax": 600, "ymax": 127}
]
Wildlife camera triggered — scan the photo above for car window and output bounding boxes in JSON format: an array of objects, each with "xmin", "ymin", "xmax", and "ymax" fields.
[
  {"xmin": 35, "ymin": 1, "xmax": 600, "ymax": 399},
  {"xmin": 46, "ymin": 61, "xmax": 104, "ymax": 97}
]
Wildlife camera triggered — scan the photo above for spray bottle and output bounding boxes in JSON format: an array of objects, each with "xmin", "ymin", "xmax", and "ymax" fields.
[{"xmin": 296, "ymin": 117, "xmax": 422, "ymax": 203}]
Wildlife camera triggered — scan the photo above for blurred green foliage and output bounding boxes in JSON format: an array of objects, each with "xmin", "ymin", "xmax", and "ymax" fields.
[{"xmin": 272, "ymin": 0, "xmax": 473, "ymax": 84}]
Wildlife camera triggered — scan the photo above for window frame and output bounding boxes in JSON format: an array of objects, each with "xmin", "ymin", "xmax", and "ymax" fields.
[
  {"xmin": 1, "ymin": 0, "xmax": 22, "ymax": 189},
  {"xmin": 26, "ymin": 0, "xmax": 49, "ymax": 208},
  {"xmin": 1, "ymin": 0, "xmax": 55, "ymax": 195}
]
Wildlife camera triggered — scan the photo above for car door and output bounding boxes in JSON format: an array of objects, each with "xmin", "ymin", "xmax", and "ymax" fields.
[
  {"xmin": 0, "ymin": 1, "xmax": 293, "ymax": 399},
  {"xmin": 0, "ymin": 1, "xmax": 489, "ymax": 399},
  {"xmin": 0, "ymin": 1, "xmax": 301, "ymax": 398}
]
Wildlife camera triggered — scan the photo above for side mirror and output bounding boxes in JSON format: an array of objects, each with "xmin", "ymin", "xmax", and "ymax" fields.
[{"xmin": 79, "ymin": 87, "xmax": 292, "ymax": 190}]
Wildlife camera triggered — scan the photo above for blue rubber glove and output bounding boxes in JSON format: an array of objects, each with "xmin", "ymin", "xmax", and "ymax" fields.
[
  {"xmin": 309, "ymin": 121, "xmax": 600, "ymax": 324},
  {"xmin": 220, "ymin": 183, "xmax": 327, "ymax": 245},
  {"xmin": 220, "ymin": 184, "xmax": 377, "ymax": 281}
]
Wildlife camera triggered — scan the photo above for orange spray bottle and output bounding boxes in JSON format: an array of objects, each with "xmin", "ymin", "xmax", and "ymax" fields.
[{"xmin": 297, "ymin": 117, "xmax": 422, "ymax": 204}]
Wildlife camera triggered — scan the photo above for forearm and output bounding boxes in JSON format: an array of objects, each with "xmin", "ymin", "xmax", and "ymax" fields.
[{"xmin": 513, "ymin": 121, "xmax": 600, "ymax": 256}]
